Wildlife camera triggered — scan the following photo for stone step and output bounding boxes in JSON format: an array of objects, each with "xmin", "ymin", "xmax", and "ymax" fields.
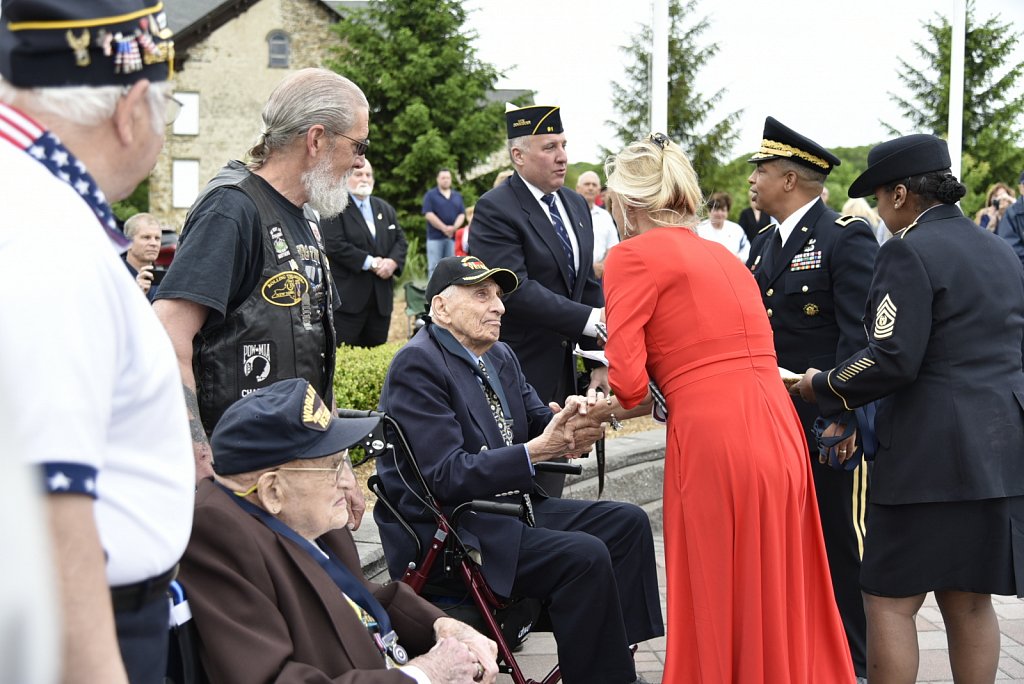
[{"xmin": 356, "ymin": 428, "xmax": 668, "ymax": 580}]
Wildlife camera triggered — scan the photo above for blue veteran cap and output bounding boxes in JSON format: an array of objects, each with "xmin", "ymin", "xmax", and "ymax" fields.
[
  {"xmin": 505, "ymin": 103, "xmax": 563, "ymax": 139},
  {"xmin": 211, "ymin": 379, "xmax": 380, "ymax": 476},
  {"xmin": 748, "ymin": 116, "xmax": 841, "ymax": 175},
  {"xmin": 0, "ymin": 0, "xmax": 174, "ymax": 88}
]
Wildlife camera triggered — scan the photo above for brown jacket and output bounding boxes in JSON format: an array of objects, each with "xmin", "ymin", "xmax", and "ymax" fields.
[{"xmin": 179, "ymin": 478, "xmax": 445, "ymax": 683}]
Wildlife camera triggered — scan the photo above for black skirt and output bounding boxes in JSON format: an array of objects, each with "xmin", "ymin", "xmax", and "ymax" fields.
[{"xmin": 860, "ymin": 495, "xmax": 1024, "ymax": 598}]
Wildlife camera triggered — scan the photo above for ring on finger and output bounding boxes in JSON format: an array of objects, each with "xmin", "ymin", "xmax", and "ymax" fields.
[{"xmin": 474, "ymin": 662, "xmax": 484, "ymax": 681}]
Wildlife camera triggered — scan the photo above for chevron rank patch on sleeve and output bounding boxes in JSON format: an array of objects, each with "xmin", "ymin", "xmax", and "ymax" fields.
[{"xmin": 873, "ymin": 294, "xmax": 897, "ymax": 340}]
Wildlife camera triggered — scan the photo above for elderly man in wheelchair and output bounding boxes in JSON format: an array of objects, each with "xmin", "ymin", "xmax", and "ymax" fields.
[
  {"xmin": 374, "ymin": 257, "xmax": 664, "ymax": 684},
  {"xmin": 177, "ymin": 378, "xmax": 499, "ymax": 683}
]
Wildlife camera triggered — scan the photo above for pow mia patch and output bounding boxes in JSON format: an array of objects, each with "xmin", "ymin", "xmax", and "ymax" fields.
[
  {"xmin": 242, "ymin": 342, "xmax": 272, "ymax": 383},
  {"xmin": 874, "ymin": 294, "xmax": 897, "ymax": 339},
  {"xmin": 262, "ymin": 271, "xmax": 309, "ymax": 307}
]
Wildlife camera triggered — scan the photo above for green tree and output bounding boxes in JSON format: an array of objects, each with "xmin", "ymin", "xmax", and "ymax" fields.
[
  {"xmin": 884, "ymin": 0, "xmax": 1024, "ymax": 212},
  {"xmin": 605, "ymin": 0, "xmax": 741, "ymax": 196},
  {"xmin": 328, "ymin": 1, "xmax": 508, "ymax": 241}
]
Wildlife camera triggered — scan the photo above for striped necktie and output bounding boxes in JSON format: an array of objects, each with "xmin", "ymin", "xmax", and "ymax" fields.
[
  {"xmin": 478, "ymin": 358, "xmax": 535, "ymax": 526},
  {"xmin": 541, "ymin": 193, "xmax": 576, "ymax": 289}
]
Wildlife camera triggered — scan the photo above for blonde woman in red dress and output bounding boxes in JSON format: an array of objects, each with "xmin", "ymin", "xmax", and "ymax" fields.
[{"xmin": 602, "ymin": 133, "xmax": 853, "ymax": 683}]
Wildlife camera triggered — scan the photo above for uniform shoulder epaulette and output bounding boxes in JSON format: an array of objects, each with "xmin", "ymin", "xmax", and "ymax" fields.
[
  {"xmin": 757, "ymin": 222, "xmax": 777, "ymax": 235},
  {"xmin": 835, "ymin": 214, "xmax": 869, "ymax": 227}
]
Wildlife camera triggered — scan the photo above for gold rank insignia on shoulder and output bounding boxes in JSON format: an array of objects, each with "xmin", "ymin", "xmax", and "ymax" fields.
[
  {"xmin": 803, "ymin": 303, "xmax": 820, "ymax": 316},
  {"xmin": 873, "ymin": 294, "xmax": 897, "ymax": 339},
  {"xmin": 835, "ymin": 215, "xmax": 868, "ymax": 227}
]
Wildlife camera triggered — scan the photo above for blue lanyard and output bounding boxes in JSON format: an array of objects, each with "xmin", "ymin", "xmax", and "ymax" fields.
[{"xmin": 221, "ymin": 485, "xmax": 408, "ymax": 664}]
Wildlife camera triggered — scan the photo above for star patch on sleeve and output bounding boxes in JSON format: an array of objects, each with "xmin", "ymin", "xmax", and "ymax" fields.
[
  {"xmin": 873, "ymin": 294, "xmax": 897, "ymax": 340},
  {"xmin": 43, "ymin": 462, "xmax": 99, "ymax": 498}
]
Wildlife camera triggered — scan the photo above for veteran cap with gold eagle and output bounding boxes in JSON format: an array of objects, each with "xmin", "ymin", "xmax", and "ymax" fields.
[
  {"xmin": 426, "ymin": 255, "xmax": 519, "ymax": 302},
  {"xmin": 210, "ymin": 378, "xmax": 380, "ymax": 476},
  {"xmin": 748, "ymin": 116, "xmax": 841, "ymax": 175},
  {"xmin": 0, "ymin": 0, "xmax": 174, "ymax": 88},
  {"xmin": 505, "ymin": 102, "xmax": 563, "ymax": 139}
]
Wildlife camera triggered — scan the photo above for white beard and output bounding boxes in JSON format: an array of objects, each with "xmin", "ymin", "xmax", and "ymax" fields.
[
  {"xmin": 303, "ymin": 153, "xmax": 350, "ymax": 220},
  {"xmin": 350, "ymin": 181, "xmax": 374, "ymax": 198}
]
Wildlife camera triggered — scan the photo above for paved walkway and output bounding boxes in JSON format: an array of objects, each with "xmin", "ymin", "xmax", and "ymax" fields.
[{"xmin": 501, "ymin": 533, "xmax": 1024, "ymax": 683}]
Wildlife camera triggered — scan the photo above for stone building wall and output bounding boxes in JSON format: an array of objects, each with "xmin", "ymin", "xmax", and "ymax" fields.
[{"xmin": 150, "ymin": 0, "xmax": 340, "ymax": 229}]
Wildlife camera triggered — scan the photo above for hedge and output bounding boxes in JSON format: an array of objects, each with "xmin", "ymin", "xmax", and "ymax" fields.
[{"xmin": 332, "ymin": 341, "xmax": 404, "ymax": 411}]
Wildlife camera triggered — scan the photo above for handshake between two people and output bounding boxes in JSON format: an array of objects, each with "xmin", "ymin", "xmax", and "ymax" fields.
[{"xmin": 524, "ymin": 388, "xmax": 655, "ymax": 465}]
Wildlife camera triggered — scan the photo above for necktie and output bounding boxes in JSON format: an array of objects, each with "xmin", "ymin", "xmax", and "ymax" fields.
[
  {"xmin": 478, "ymin": 359, "xmax": 536, "ymax": 526},
  {"xmin": 358, "ymin": 199, "xmax": 376, "ymax": 238},
  {"xmin": 541, "ymin": 193, "xmax": 576, "ymax": 289},
  {"xmin": 763, "ymin": 225, "xmax": 782, "ymax": 274}
]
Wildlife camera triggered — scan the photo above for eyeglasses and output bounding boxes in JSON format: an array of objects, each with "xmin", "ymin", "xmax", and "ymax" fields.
[
  {"xmin": 232, "ymin": 450, "xmax": 349, "ymax": 497},
  {"xmin": 649, "ymin": 132, "xmax": 670, "ymax": 149},
  {"xmin": 164, "ymin": 94, "xmax": 183, "ymax": 127},
  {"xmin": 336, "ymin": 132, "xmax": 370, "ymax": 157},
  {"xmin": 277, "ymin": 453, "xmax": 349, "ymax": 486}
]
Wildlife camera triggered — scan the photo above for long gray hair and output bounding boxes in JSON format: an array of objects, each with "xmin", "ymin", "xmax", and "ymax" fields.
[{"xmin": 247, "ymin": 68, "xmax": 368, "ymax": 170}]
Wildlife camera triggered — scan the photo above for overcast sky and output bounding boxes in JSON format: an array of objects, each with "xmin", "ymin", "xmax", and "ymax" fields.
[{"xmin": 465, "ymin": 0, "xmax": 1024, "ymax": 164}]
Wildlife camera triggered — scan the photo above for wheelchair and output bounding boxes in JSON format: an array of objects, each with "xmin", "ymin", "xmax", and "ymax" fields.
[{"xmin": 366, "ymin": 409, "xmax": 586, "ymax": 684}]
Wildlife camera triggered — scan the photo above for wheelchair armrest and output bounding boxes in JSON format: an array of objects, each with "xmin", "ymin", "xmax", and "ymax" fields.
[
  {"xmin": 470, "ymin": 500, "xmax": 524, "ymax": 517},
  {"xmin": 534, "ymin": 461, "xmax": 583, "ymax": 475}
]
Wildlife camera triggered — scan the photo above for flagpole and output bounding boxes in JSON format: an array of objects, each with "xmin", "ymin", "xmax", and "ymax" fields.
[
  {"xmin": 651, "ymin": 0, "xmax": 669, "ymax": 135},
  {"xmin": 948, "ymin": 0, "xmax": 966, "ymax": 181}
]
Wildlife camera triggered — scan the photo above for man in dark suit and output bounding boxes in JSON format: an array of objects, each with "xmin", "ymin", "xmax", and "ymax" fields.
[
  {"xmin": 469, "ymin": 105, "xmax": 606, "ymax": 496},
  {"xmin": 180, "ymin": 378, "xmax": 498, "ymax": 683},
  {"xmin": 321, "ymin": 159, "xmax": 408, "ymax": 347},
  {"xmin": 375, "ymin": 256, "xmax": 664, "ymax": 684},
  {"xmin": 745, "ymin": 117, "xmax": 878, "ymax": 682}
]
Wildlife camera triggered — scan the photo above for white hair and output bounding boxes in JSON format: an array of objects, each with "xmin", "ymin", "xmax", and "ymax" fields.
[
  {"xmin": 427, "ymin": 284, "xmax": 459, "ymax": 318},
  {"xmin": 0, "ymin": 76, "xmax": 171, "ymax": 135}
]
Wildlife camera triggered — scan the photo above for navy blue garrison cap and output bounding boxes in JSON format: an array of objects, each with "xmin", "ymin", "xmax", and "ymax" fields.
[
  {"xmin": 505, "ymin": 103, "xmax": 563, "ymax": 139},
  {"xmin": 0, "ymin": 0, "xmax": 174, "ymax": 88},
  {"xmin": 211, "ymin": 379, "xmax": 380, "ymax": 476},
  {"xmin": 748, "ymin": 116, "xmax": 841, "ymax": 175},
  {"xmin": 848, "ymin": 134, "xmax": 951, "ymax": 198}
]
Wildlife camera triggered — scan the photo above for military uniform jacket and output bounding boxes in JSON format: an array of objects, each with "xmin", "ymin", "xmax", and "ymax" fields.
[
  {"xmin": 469, "ymin": 173, "xmax": 603, "ymax": 403},
  {"xmin": 322, "ymin": 195, "xmax": 407, "ymax": 317},
  {"xmin": 812, "ymin": 204, "xmax": 1024, "ymax": 505},
  {"xmin": 747, "ymin": 198, "xmax": 879, "ymax": 377}
]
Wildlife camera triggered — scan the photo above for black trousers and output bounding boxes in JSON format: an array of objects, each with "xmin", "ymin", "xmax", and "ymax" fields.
[
  {"xmin": 335, "ymin": 305, "xmax": 391, "ymax": 347},
  {"xmin": 116, "ymin": 591, "xmax": 170, "ymax": 684},
  {"xmin": 510, "ymin": 498, "xmax": 664, "ymax": 684}
]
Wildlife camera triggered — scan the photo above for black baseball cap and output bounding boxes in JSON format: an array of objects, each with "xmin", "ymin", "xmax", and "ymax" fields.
[
  {"xmin": 211, "ymin": 378, "xmax": 379, "ymax": 476},
  {"xmin": 426, "ymin": 255, "xmax": 519, "ymax": 302}
]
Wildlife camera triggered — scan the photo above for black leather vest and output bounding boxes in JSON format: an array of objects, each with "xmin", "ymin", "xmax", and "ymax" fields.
[{"xmin": 192, "ymin": 162, "xmax": 336, "ymax": 434}]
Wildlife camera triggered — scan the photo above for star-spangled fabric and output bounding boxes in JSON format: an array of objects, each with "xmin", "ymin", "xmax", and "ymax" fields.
[{"xmin": 0, "ymin": 102, "xmax": 129, "ymax": 252}]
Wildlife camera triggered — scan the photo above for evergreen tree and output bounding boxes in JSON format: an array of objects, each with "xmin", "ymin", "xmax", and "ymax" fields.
[
  {"xmin": 328, "ymin": 1, "xmax": 507, "ymax": 235},
  {"xmin": 884, "ymin": 0, "xmax": 1024, "ymax": 205},
  {"xmin": 606, "ymin": 0, "xmax": 741, "ymax": 195}
]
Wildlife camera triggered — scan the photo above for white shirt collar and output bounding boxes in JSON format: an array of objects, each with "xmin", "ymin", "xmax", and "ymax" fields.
[{"xmin": 778, "ymin": 196, "xmax": 820, "ymax": 245}]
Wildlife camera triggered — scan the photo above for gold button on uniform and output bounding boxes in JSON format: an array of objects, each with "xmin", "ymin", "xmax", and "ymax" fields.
[
  {"xmin": 766, "ymin": 288, "xmax": 774, "ymax": 296},
  {"xmin": 766, "ymin": 308, "xmax": 773, "ymax": 318},
  {"xmin": 801, "ymin": 285, "xmax": 809, "ymax": 293}
]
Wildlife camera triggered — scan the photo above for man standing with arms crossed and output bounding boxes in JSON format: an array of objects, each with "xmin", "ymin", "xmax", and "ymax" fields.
[
  {"xmin": 746, "ymin": 116, "xmax": 878, "ymax": 682},
  {"xmin": 470, "ymin": 105, "xmax": 606, "ymax": 497}
]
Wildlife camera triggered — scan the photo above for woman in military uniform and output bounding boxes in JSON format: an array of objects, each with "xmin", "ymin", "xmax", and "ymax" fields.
[{"xmin": 796, "ymin": 134, "xmax": 1024, "ymax": 684}]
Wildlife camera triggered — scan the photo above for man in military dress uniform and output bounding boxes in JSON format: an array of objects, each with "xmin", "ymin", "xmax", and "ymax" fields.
[{"xmin": 745, "ymin": 117, "xmax": 878, "ymax": 681}]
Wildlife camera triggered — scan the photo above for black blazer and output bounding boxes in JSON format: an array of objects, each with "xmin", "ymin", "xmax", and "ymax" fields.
[
  {"xmin": 813, "ymin": 204, "xmax": 1024, "ymax": 505},
  {"xmin": 469, "ymin": 173, "xmax": 603, "ymax": 403},
  {"xmin": 322, "ymin": 195, "xmax": 407, "ymax": 316},
  {"xmin": 747, "ymin": 199, "xmax": 879, "ymax": 435},
  {"xmin": 374, "ymin": 327, "xmax": 554, "ymax": 596}
]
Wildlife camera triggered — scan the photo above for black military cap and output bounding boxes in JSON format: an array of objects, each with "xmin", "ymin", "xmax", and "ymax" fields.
[
  {"xmin": 426, "ymin": 255, "xmax": 519, "ymax": 302},
  {"xmin": 0, "ymin": 0, "xmax": 174, "ymax": 88},
  {"xmin": 211, "ymin": 379, "xmax": 380, "ymax": 476},
  {"xmin": 748, "ymin": 116, "xmax": 841, "ymax": 175},
  {"xmin": 505, "ymin": 103, "xmax": 563, "ymax": 139},
  {"xmin": 848, "ymin": 134, "xmax": 951, "ymax": 198}
]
